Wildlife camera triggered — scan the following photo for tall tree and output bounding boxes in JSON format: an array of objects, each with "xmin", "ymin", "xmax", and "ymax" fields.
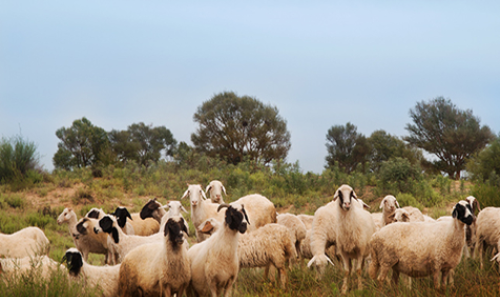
[
  {"xmin": 325, "ymin": 122, "xmax": 370, "ymax": 173},
  {"xmin": 191, "ymin": 91, "xmax": 291, "ymax": 165},
  {"xmin": 53, "ymin": 117, "xmax": 109, "ymax": 169},
  {"xmin": 109, "ymin": 123, "xmax": 177, "ymax": 167},
  {"xmin": 404, "ymin": 97, "xmax": 493, "ymax": 179},
  {"xmin": 368, "ymin": 130, "xmax": 423, "ymax": 173},
  {"xmin": 467, "ymin": 134, "xmax": 500, "ymax": 181}
]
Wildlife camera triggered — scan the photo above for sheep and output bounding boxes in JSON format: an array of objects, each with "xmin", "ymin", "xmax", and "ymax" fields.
[
  {"xmin": 63, "ymin": 248, "xmax": 120, "ymax": 297},
  {"xmin": 371, "ymin": 195, "xmax": 399, "ymax": 230},
  {"xmin": 277, "ymin": 213, "xmax": 307, "ymax": 260},
  {"xmin": 0, "ymin": 227, "xmax": 50, "ymax": 258},
  {"xmin": 464, "ymin": 196, "xmax": 480, "ymax": 258},
  {"xmin": 475, "ymin": 206, "xmax": 500, "ymax": 269},
  {"xmin": 329, "ymin": 184, "xmax": 376, "ymax": 294},
  {"xmin": 139, "ymin": 198, "xmax": 167, "ymax": 223},
  {"xmin": 112, "ymin": 206, "xmax": 160, "ymax": 236},
  {"xmin": 369, "ymin": 201, "xmax": 474, "ymax": 289},
  {"xmin": 94, "ymin": 215, "xmax": 163, "ymax": 265},
  {"xmin": 74, "ymin": 217, "xmax": 109, "ymax": 262},
  {"xmin": 297, "ymin": 214, "xmax": 314, "ymax": 229},
  {"xmin": 233, "ymin": 193, "xmax": 277, "ymax": 232},
  {"xmin": 0, "ymin": 255, "xmax": 65, "ymax": 281},
  {"xmin": 393, "ymin": 206, "xmax": 425, "ymax": 223},
  {"xmin": 159, "ymin": 200, "xmax": 189, "ymax": 234},
  {"xmin": 199, "ymin": 218, "xmax": 297, "ymax": 288},
  {"xmin": 86, "ymin": 208, "xmax": 107, "ymax": 220},
  {"xmin": 118, "ymin": 216, "xmax": 190, "ymax": 297},
  {"xmin": 205, "ymin": 180, "xmax": 227, "ymax": 203},
  {"xmin": 186, "ymin": 203, "xmax": 249, "ymax": 297}
]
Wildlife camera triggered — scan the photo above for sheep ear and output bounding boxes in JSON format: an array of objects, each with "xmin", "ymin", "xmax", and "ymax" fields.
[
  {"xmin": 379, "ymin": 199, "xmax": 385, "ymax": 209},
  {"xmin": 205, "ymin": 185, "xmax": 212, "ymax": 195},
  {"xmin": 242, "ymin": 205, "xmax": 250, "ymax": 225},
  {"xmin": 222, "ymin": 186, "xmax": 227, "ymax": 196},
  {"xmin": 164, "ymin": 221, "xmax": 170, "ymax": 237},
  {"xmin": 181, "ymin": 206, "xmax": 188, "ymax": 213},
  {"xmin": 181, "ymin": 219, "xmax": 188, "ymax": 235},
  {"xmin": 200, "ymin": 221, "xmax": 214, "ymax": 233},
  {"xmin": 350, "ymin": 190, "xmax": 358, "ymax": 200},
  {"xmin": 126, "ymin": 210, "xmax": 133, "ymax": 221},
  {"xmin": 403, "ymin": 213, "xmax": 410, "ymax": 222},
  {"xmin": 395, "ymin": 201, "xmax": 400, "ymax": 208},
  {"xmin": 474, "ymin": 199, "xmax": 481, "ymax": 212},
  {"xmin": 181, "ymin": 190, "xmax": 189, "ymax": 200},
  {"xmin": 201, "ymin": 191, "xmax": 207, "ymax": 200},
  {"xmin": 452, "ymin": 206, "xmax": 458, "ymax": 219},
  {"xmin": 111, "ymin": 228, "xmax": 120, "ymax": 244},
  {"xmin": 333, "ymin": 189, "xmax": 340, "ymax": 201}
]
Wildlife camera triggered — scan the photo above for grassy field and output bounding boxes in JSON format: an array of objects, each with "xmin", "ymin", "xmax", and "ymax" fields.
[{"xmin": 0, "ymin": 163, "xmax": 499, "ymax": 296}]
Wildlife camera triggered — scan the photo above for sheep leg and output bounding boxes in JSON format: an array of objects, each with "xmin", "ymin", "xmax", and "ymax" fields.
[
  {"xmin": 433, "ymin": 270, "xmax": 441, "ymax": 290},
  {"xmin": 355, "ymin": 256, "xmax": 364, "ymax": 290},
  {"xmin": 265, "ymin": 264, "xmax": 277, "ymax": 282},
  {"xmin": 391, "ymin": 269, "xmax": 400, "ymax": 285},
  {"xmin": 278, "ymin": 267, "xmax": 287, "ymax": 289},
  {"xmin": 340, "ymin": 255, "xmax": 352, "ymax": 294},
  {"xmin": 376, "ymin": 265, "xmax": 391, "ymax": 285},
  {"xmin": 477, "ymin": 239, "xmax": 484, "ymax": 270}
]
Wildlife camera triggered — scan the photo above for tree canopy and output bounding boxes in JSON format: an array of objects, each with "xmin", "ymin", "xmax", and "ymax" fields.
[
  {"xmin": 191, "ymin": 91, "xmax": 291, "ymax": 165},
  {"xmin": 325, "ymin": 122, "xmax": 370, "ymax": 173},
  {"xmin": 53, "ymin": 117, "xmax": 109, "ymax": 169},
  {"xmin": 404, "ymin": 97, "xmax": 493, "ymax": 179},
  {"xmin": 467, "ymin": 134, "xmax": 500, "ymax": 181}
]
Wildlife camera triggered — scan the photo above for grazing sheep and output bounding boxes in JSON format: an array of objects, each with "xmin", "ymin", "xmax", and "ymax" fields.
[
  {"xmin": 112, "ymin": 206, "xmax": 160, "ymax": 236},
  {"xmin": 187, "ymin": 203, "xmax": 249, "ymax": 297},
  {"xmin": 369, "ymin": 201, "xmax": 474, "ymax": 289},
  {"xmin": 74, "ymin": 217, "xmax": 109, "ymax": 263},
  {"xmin": 0, "ymin": 227, "xmax": 50, "ymax": 258},
  {"xmin": 94, "ymin": 215, "xmax": 163, "ymax": 265},
  {"xmin": 199, "ymin": 218, "xmax": 297, "ymax": 288},
  {"xmin": 475, "ymin": 207, "xmax": 500, "ymax": 269},
  {"xmin": 64, "ymin": 248, "xmax": 120, "ymax": 297},
  {"xmin": 277, "ymin": 213, "xmax": 307, "ymax": 260},
  {"xmin": 307, "ymin": 201, "xmax": 337, "ymax": 276},
  {"xmin": 0, "ymin": 255, "xmax": 65, "ymax": 280},
  {"xmin": 118, "ymin": 216, "xmax": 190, "ymax": 297},
  {"xmin": 330, "ymin": 184, "xmax": 376, "ymax": 294},
  {"xmin": 205, "ymin": 180, "xmax": 227, "ymax": 203}
]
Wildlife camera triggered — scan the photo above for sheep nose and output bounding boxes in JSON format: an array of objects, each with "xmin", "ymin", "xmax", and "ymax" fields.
[
  {"xmin": 344, "ymin": 202, "xmax": 351, "ymax": 209},
  {"xmin": 192, "ymin": 201, "xmax": 197, "ymax": 206}
]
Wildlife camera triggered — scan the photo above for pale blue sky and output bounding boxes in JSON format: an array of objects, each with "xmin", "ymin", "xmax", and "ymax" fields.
[{"xmin": 1, "ymin": 1, "xmax": 499, "ymax": 173}]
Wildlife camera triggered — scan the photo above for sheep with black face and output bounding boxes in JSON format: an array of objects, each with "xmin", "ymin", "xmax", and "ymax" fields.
[
  {"xmin": 187, "ymin": 203, "xmax": 249, "ymax": 297},
  {"xmin": 113, "ymin": 206, "xmax": 160, "ymax": 237},
  {"xmin": 369, "ymin": 200, "xmax": 474, "ymax": 289},
  {"xmin": 118, "ymin": 216, "xmax": 190, "ymax": 297}
]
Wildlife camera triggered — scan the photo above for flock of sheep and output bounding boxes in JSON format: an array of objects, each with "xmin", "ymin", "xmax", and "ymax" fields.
[{"xmin": 0, "ymin": 180, "xmax": 499, "ymax": 296}]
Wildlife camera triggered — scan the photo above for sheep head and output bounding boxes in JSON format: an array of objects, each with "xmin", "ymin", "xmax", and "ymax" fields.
[
  {"xmin": 96, "ymin": 215, "xmax": 120, "ymax": 244},
  {"xmin": 394, "ymin": 209, "xmax": 410, "ymax": 222},
  {"xmin": 140, "ymin": 198, "xmax": 162, "ymax": 220},
  {"xmin": 164, "ymin": 216, "xmax": 188, "ymax": 246},
  {"xmin": 112, "ymin": 206, "xmax": 133, "ymax": 228},
  {"xmin": 57, "ymin": 208, "xmax": 73, "ymax": 225},
  {"xmin": 182, "ymin": 184, "xmax": 207, "ymax": 206},
  {"xmin": 63, "ymin": 248, "xmax": 83, "ymax": 276},
  {"xmin": 333, "ymin": 184, "xmax": 357, "ymax": 211},
  {"xmin": 452, "ymin": 201, "xmax": 474, "ymax": 226},
  {"xmin": 379, "ymin": 195, "xmax": 399, "ymax": 213},
  {"xmin": 205, "ymin": 180, "xmax": 227, "ymax": 203},
  {"xmin": 218, "ymin": 203, "xmax": 250, "ymax": 234}
]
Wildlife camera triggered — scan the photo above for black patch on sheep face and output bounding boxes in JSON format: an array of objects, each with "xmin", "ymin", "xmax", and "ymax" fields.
[
  {"xmin": 112, "ymin": 207, "xmax": 132, "ymax": 228},
  {"xmin": 76, "ymin": 218, "xmax": 88, "ymax": 235},
  {"xmin": 164, "ymin": 218, "xmax": 187, "ymax": 246},
  {"xmin": 225, "ymin": 206, "xmax": 248, "ymax": 234},
  {"xmin": 140, "ymin": 199, "xmax": 159, "ymax": 220},
  {"xmin": 99, "ymin": 216, "xmax": 120, "ymax": 243},
  {"xmin": 63, "ymin": 251, "xmax": 83, "ymax": 276},
  {"xmin": 452, "ymin": 203, "xmax": 473, "ymax": 226},
  {"xmin": 87, "ymin": 210, "xmax": 100, "ymax": 219}
]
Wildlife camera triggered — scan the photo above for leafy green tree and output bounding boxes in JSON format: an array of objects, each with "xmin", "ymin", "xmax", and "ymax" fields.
[
  {"xmin": 467, "ymin": 134, "xmax": 500, "ymax": 181},
  {"xmin": 191, "ymin": 91, "xmax": 291, "ymax": 165},
  {"xmin": 405, "ymin": 97, "xmax": 493, "ymax": 179},
  {"xmin": 109, "ymin": 123, "xmax": 177, "ymax": 167},
  {"xmin": 325, "ymin": 122, "xmax": 370, "ymax": 173},
  {"xmin": 368, "ymin": 130, "xmax": 423, "ymax": 173},
  {"xmin": 53, "ymin": 117, "xmax": 109, "ymax": 169}
]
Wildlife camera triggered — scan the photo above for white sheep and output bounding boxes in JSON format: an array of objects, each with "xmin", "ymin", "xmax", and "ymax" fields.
[
  {"xmin": 393, "ymin": 206, "xmax": 425, "ymax": 223},
  {"xmin": 186, "ymin": 203, "xmax": 249, "ymax": 297},
  {"xmin": 277, "ymin": 213, "xmax": 307, "ymax": 261},
  {"xmin": 232, "ymin": 193, "xmax": 277, "ymax": 232},
  {"xmin": 297, "ymin": 214, "xmax": 314, "ymax": 230},
  {"xmin": 94, "ymin": 215, "xmax": 163, "ymax": 265},
  {"xmin": 369, "ymin": 201, "xmax": 474, "ymax": 289},
  {"xmin": 74, "ymin": 217, "xmax": 109, "ymax": 262},
  {"xmin": 0, "ymin": 255, "xmax": 65, "ymax": 281},
  {"xmin": 199, "ymin": 218, "xmax": 297, "ymax": 288},
  {"xmin": 464, "ymin": 196, "xmax": 480, "ymax": 258},
  {"xmin": 63, "ymin": 248, "xmax": 120, "ymax": 297},
  {"xmin": 371, "ymin": 195, "xmax": 399, "ymax": 230},
  {"xmin": 118, "ymin": 216, "xmax": 191, "ymax": 297},
  {"xmin": 159, "ymin": 200, "xmax": 189, "ymax": 234},
  {"xmin": 329, "ymin": 184, "xmax": 376, "ymax": 294},
  {"xmin": 0, "ymin": 227, "xmax": 50, "ymax": 258},
  {"xmin": 475, "ymin": 206, "xmax": 500, "ymax": 269},
  {"xmin": 205, "ymin": 180, "xmax": 227, "ymax": 203}
]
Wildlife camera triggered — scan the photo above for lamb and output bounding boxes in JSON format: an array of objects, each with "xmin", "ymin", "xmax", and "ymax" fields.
[
  {"xmin": 186, "ymin": 203, "xmax": 249, "ymax": 297},
  {"xmin": 0, "ymin": 255, "xmax": 65, "ymax": 280},
  {"xmin": 327, "ymin": 184, "xmax": 376, "ymax": 294},
  {"xmin": 0, "ymin": 227, "xmax": 50, "ymax": 258},
  {"xmin": 94, "ymin": 215, "xmax": 163, "ymax": 265},
  {"xmin": 112, "ymin": 206, "xmax": 160, "ymax": 236},
  {"xmin": 277, "ymin": 213, "xmax": 307, "ymax": 260},
  {"xmin": 63, "ymin": 248, "xmax": 120, "ymax": 297},
  {"xmin": 371, "ymin": 195, "xmax": 399, "ymax": 230},
  {"xmin": 369, "ymin": 201, "xmax": 474, "ymax": 289},
  {"xmin": 118, "ymin": 216, "xmax": 190, "ymax": 297},
  {"xmin": 199, "ymin": 218, "xmax": 297, "ymax": 288},
  {"xmin": 205, "ymin": 180, "xmax": 227, "ymax": 203},
  {"xmin": 74, "ymin": 217, "xmax": 109, "ymax": 262},
  {"xmin": 475, "ymin": 206, "xmax": 500, "ymax": 269}
]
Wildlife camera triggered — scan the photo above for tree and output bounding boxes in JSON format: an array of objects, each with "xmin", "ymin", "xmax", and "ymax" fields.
[
  {"xmin": 191, "ymin": 91, "xmax": 291, "ymax": 165},
  {"xmin": 109, "ymin": 123, "xmax": 177, "ymax": 167},
  {"xmin": 368, "ymin": 130, "xmax": 423, "ymax": 173},
  {"xmin": 467, "ymin": 134, "xmax": 500, "ymax": 181},
  {"xmin": 404, "ymin": 97, "xmax": 493, "ymax": 179},
  {"xmin": 53, "ymin": 117, "xmax": 109, "ymax": 169},
  {"xmin": 325, "ymin": 122, "xmax": 370, "ymax": 173}
]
